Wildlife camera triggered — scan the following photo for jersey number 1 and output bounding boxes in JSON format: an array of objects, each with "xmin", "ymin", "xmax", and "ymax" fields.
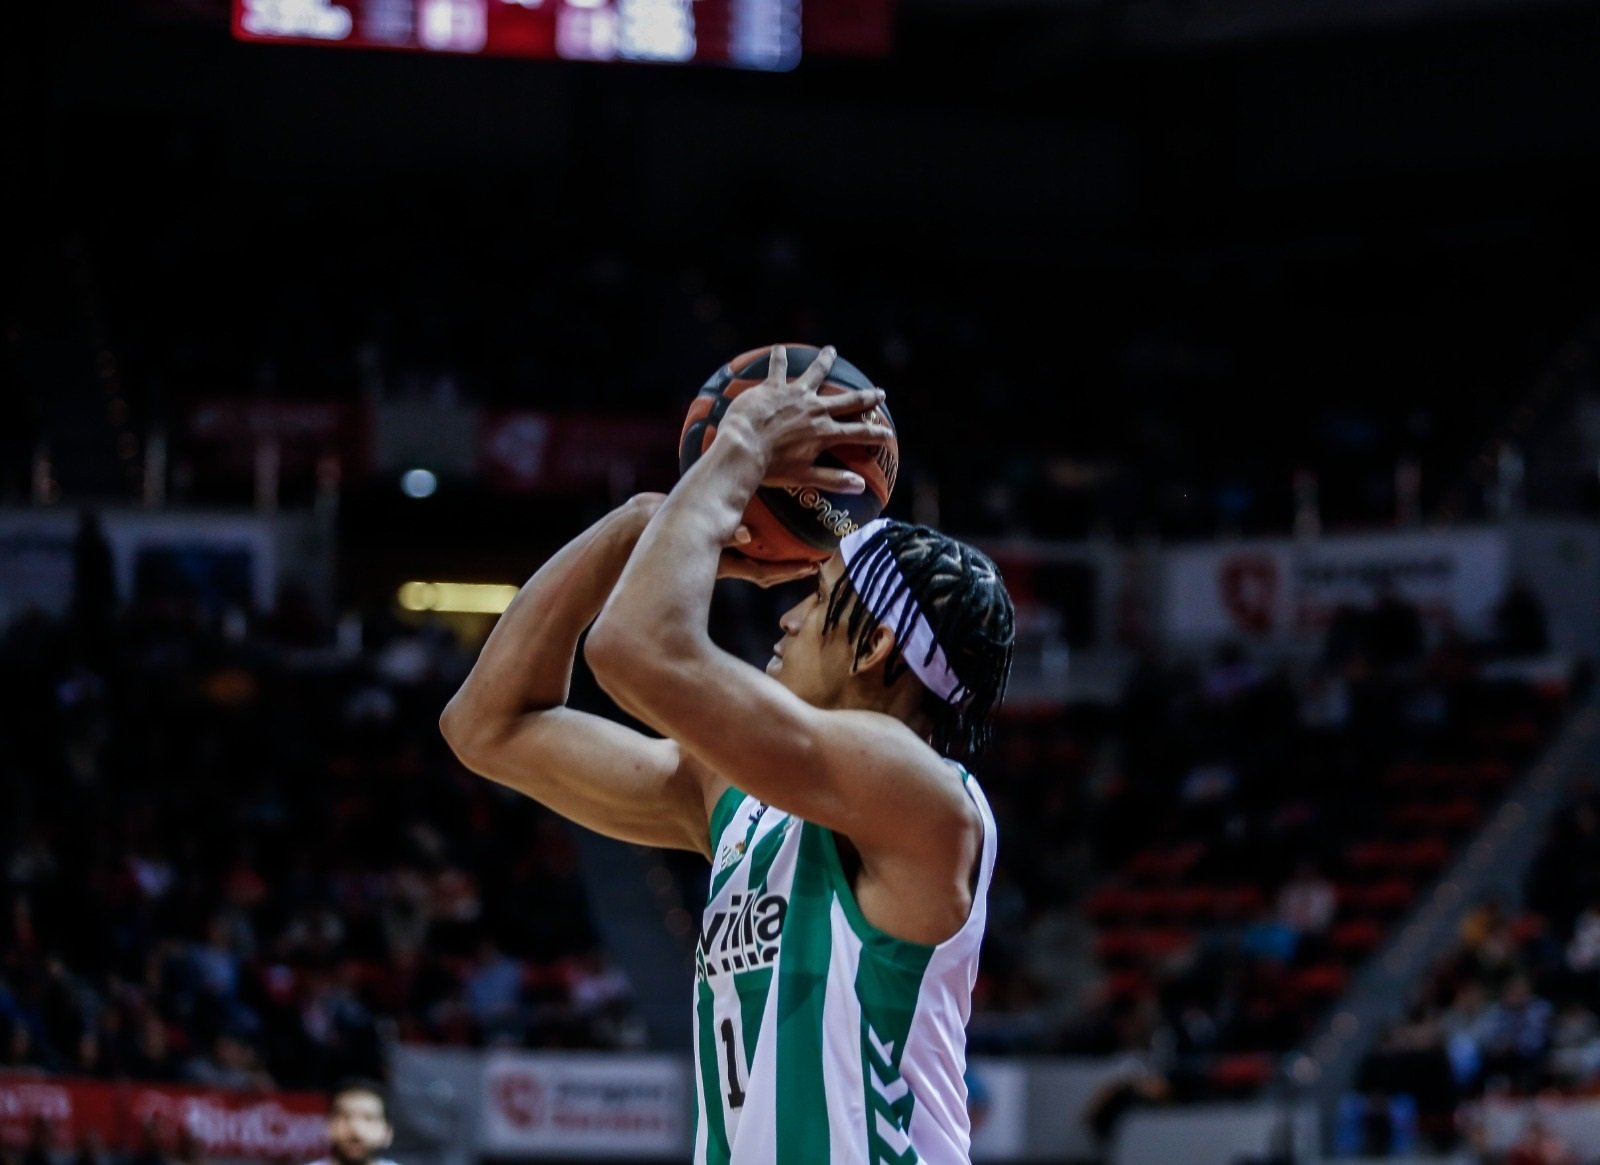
[{"xmin": 718, "ymin": 1018, "xmax": 746, "ymax": 1108}]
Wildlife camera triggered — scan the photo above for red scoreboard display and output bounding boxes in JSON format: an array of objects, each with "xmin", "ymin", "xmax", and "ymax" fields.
[{"xmin": 231, "ymin": 0, "xmax": 891, "ymax": 70}]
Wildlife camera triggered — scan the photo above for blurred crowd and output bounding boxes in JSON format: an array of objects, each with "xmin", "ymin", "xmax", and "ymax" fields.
[
  {"xmin": 966, "ymin": 578, "xmax": 1581, "ymax": 1119},
  {"xmin": 1345, "ymin": 778, "xmax": 1600, "ymax": 1160},
  {"xmin": 0, "ymin": 524, "xmax": 645, "ymax": 1094}
]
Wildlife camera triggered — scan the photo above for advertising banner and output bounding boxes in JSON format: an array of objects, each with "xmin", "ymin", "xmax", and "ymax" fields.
[
  {"xmin": 481, "ymin": 1052, "xmax": 689, "ymax": 1158},
  {"xmin": 477, "ymin": 413, "xmax": 678, "ymax": 495},
  {"xmin": 0, "ymin": 1076, "xmax": 327, "ymax": 1160},
  {"xmin": 187, "ymin": 401, "xmax": 359, "ymax": 480},
  {"xmin": 390, "ymin": 1046, "xmax": 1227, "ymax": 1162},
  {"xmin": 1161, "ymin": 528, "xmax": 1510, "ymax": 645}
]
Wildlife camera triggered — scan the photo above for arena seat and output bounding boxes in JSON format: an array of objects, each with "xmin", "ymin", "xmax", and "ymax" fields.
[
  {"xmin": 1208, "ymin": 1053, "xmax": 1276, "ymax": 1096},
  {"xmin": 1329, "ymin": 918, "xmax": 1386, "ymax": 960},
  {"xmin": 1289, "ymin": 963, "xmax": 1349, "ymax": 1002},
  {"xmin": 1337, "ymin": 880, "xmax": 1417, "ymax": 920}
]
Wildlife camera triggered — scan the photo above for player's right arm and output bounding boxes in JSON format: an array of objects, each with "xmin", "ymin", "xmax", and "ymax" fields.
[{"xmin": 439, "ymin": 494, "xmax": 720, "ymax": 857}]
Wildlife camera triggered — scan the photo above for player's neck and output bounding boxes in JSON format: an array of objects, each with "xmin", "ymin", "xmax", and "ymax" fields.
[{"xmin": 839, "ymin": 668, "xmax": 927, "ymax": 731}]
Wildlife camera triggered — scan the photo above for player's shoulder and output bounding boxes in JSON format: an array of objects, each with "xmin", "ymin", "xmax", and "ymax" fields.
[
  {"xmin": 840, "ymin": 711, "xmax": 984, "ymax": 827},
  {"xmin": 859, "ymin": 710, "xmax": 971, "ymax": 785}
]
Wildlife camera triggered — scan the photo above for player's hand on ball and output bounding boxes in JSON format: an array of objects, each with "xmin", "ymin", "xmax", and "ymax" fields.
[
  {"xmin": 679, "ymin": 342, "xmax": 898, "ymax": 563},
  {"xmin": 717, "ymin": 550, "xmax": 820, "ymax": 588},
  {"xmin": 724, "ymin": 344, "xmax": 894, "ymax": 494},
  {"xmin": 713, "ymin": 524, "xmax": 815, "ymax": 586}
]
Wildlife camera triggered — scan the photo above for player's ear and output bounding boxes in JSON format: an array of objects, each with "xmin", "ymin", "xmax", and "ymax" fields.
[{"xmin": 852, "ymin": 623, "xmax": 897, "ymax": 675}]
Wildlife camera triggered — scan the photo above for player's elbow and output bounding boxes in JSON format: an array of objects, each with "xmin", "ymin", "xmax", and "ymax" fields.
[
  {"xmin": 583, "ymin": 615, "xmax": 643, "ymax": 694},
  {"xmin": 439, "ymin": 692, "xmax": 492, "ymax": 771},
  {"xmin": 585, "ymin": 613, "xmax": 693, "ymax": 702},
  {"xmin": 438, "ymin": 697, "xmax": 472, "ymax": 757}
]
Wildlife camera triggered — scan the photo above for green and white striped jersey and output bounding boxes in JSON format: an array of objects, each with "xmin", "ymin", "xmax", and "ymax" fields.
[{"xmin": 691, "ymin": 762, "xmax": 997, "ymax": 1165}]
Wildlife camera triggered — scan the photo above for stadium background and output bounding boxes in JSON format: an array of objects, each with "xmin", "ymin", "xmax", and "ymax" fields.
[{"xmin": 5, "ymin": 0, "xmax": 1600, "ymax": 1162}]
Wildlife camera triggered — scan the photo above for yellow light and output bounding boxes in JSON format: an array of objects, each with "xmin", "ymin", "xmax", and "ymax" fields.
[{"xmin": 396, "ymin": 581, "xmax": 519, "ymax": 614}]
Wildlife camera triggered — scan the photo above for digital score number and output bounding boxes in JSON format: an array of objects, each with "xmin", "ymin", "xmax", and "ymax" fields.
[{"xmin": 233, "ymin": 0, "xmax": 804, "ymax": 70}]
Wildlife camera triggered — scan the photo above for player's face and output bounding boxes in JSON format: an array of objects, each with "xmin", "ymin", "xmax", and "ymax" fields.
[
  {"xmin": 327, "ymin": 1092, "xmax": 392, "ymax": 1165},
  {"xmin": 766, "ymin": 555, "xmax": 853, "ymax": 706}
]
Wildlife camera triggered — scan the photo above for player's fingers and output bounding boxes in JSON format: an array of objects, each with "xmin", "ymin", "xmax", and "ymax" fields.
[
  {"xmin": 768, "ymin": 344, "xmax": 788, "ymax": 385},
  {"xmin": 800, "ymin": 344, "xmax": 837, "ymax": 391},
  {"xmin": 732, "ymin": 525, "xmax": 752, "ymax": 545},
  {"xmin": 829, "ymin": 420, "xmax": 895, "ymax": 446},
  {"xmin": 821, "ymin": 387, "xmax": 885, "ymax": 414},
  {"xmin": 716, "ymin": 549, "xmax": 756, "ymax": 581},
  {"xmin": 717, "ymin": 552, "xmax": 818, "ymax": 587},
  {"xmin": 801, "ymin": 466, "xmax": 868, "ymax": 494},
  {"xmin": 760, "ymin": 562, "xmax": 822, "ymax": 587}
]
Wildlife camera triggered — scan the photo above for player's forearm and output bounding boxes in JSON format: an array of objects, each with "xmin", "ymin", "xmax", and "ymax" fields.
[
  {"xmin": 441, "ymin": 500, "xmax": 653, "ymax": 749},
  {"xmin": 588, "ymin": 421, "xmax": 766, "ymax": 684}
]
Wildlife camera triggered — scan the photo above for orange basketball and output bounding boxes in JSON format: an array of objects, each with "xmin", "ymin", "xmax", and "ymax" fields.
[{"xmin": 679, "ymin": 344, "xmax": 899, "ymax": 563}]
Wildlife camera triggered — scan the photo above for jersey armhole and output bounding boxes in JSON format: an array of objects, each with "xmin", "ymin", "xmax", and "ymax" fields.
[
  {"xmin": 707, "ymin": 785, "xmax": 746, "ymax": 851},
  {"xmin": 813, "ymin": 761, "xmax": 991, "ymax": 962},
  {"xmin": 811, "ymin": 822, "xmax": 940, "ymax": 969}
]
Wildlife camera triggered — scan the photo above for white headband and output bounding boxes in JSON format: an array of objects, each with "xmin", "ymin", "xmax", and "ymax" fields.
[{"xmin": 838, "ymin": 519, "xmax": 969, "ymax": 706}]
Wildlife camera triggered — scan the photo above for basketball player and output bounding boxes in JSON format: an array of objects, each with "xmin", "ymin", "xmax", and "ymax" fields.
[
  {"xmin": 306, "ymin": 1079, "xmax": 398, "ymax": 1165},
  {"xmin": 441, "ymin": 345, "xmax": 1015, "ymax": 1164}
]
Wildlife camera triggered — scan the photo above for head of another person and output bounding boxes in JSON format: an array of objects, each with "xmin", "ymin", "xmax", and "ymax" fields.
[
  {"xmin": 326, "ymin": 1078, "xmax": 393, "ymax": 1165},
  {"xmin": 768, "ymin": 518, "xmax": 1015, "ymax": 756}
]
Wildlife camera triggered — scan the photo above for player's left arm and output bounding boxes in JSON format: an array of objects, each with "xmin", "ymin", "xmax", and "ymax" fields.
[{"xmin": 584, "ymin": 346, "xmax": 969, "ymax": 859}]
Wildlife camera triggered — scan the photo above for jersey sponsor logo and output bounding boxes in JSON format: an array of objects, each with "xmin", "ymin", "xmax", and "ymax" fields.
[
  {"xmin": 712, "ymin": 802, "xmax": 768, "ymax": 873},
  {"xmin": 696, "ymin": 890, "xmax": 787, "ymax": 978}
]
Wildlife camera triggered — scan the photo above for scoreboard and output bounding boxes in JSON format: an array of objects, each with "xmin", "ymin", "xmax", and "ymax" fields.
[{"xmin": 230, "ymin": 0, "xmax": 882, "ymax": 71}]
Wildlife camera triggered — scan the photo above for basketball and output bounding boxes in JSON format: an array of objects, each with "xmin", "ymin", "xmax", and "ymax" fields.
[{"xmin": 679, "ymin": 343, "xmax": 900, "ymax": 563}]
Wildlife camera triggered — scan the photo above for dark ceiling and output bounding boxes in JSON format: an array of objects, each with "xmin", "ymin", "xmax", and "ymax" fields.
[{"xmin": 6, "ymin": 0, "xmax": 1600, "ymax": 548}]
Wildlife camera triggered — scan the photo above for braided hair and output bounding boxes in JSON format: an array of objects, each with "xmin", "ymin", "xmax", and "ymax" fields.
[{"xmin": 825, "ymin": 520, "xmax": 1015, "ymax": 756}]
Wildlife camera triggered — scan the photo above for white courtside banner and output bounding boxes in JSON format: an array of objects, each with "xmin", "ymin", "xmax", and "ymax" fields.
[
  {"xmin": 1161, "ymin": 528, "xmax": 1510, "ymax": 646},
  {"xmin": 1468, "ymin": 1097, "xmax": 1600, "ymax": 1158},
  {"xmin": 966, "ymin": 1058, "xmax": 1028, "ymax": 1160},
  {"xmin": 480, "ymin": 1051, "xmax": 689, "ymax": 1158},
  {"xmin": 1113, "ymin": 1102, "xmax": 1321, "ymax": 1165}
]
